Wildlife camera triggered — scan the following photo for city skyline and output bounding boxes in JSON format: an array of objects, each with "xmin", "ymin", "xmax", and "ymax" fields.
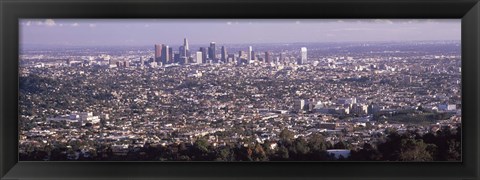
[
  {"xmin": 20, "ymin": 19, "xmax": 460, "ymax": 47},
  {"xmin": 18, "ymin": 19, "xmax": 461, "ymax": 161}
]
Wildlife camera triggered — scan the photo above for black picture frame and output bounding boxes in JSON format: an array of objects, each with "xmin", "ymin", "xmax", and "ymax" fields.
[{"xmin": 1, "ymin": 0, "xmax": 479, "ymax": 179}]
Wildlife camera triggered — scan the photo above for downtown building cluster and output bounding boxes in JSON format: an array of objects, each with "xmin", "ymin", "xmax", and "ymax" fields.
[{"xmin": 146, "ymin": 38, "xmax": 308, "ymax": 67}]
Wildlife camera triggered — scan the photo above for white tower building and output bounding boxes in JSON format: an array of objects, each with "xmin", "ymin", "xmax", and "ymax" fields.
[
  {"xmin": 248, "ymin": 46, "xmax": 253, "ymax": 61},
  {"xmin": 300, "ymin": 47, "xmax": 307, "ymax": 64},
  {"xmin": 196, "ymin": 51, "xmax": 203, "ymax": 64}
]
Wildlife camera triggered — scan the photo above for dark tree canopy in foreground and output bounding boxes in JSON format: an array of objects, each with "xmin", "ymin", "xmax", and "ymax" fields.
[{"xmin": 19, "ymin": 126, "xmax": 460, "ymax": 161}]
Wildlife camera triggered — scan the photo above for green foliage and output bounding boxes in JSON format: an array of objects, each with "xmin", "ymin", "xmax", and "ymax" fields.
[
  {"xmin": 19, "ymin": 127, "xmax": 461, "ymax": 162},
  {"xmin": 279, "ymin": 128, "xmax": 295, "ymax": 143},
  {"xmin": 398, "ymin": 139, "xmax": 433, "ymax": 161}
]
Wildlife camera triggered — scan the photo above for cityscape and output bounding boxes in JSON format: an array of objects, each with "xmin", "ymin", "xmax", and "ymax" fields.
[{"xmin": 19, "ymin": 19, "xmax": 461, "ymax": 161}]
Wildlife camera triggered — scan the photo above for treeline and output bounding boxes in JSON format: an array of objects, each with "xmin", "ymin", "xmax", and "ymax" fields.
[
  {"xmin": 350, "ymin": 126, "xmax": 461, "ymax": 161},
  {"xmin": 19, "ymin": 126, "xmax": 460, "ymax": 161}
]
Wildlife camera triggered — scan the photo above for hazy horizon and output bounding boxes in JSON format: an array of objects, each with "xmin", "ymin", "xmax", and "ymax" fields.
[{"xmin": 20, "ymin": 19, "xmax": 461, "ymax": 47}]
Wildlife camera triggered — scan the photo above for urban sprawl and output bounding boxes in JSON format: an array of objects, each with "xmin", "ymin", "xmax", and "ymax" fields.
[{"xmin": 19, "ymin": 39, "xmax": 461, "ymax": 161}]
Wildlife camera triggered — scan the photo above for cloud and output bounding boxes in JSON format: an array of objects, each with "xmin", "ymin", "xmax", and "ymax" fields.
[
  {"xmin": 335, "ymin": 27, "xmax": 376, "ymax": 31},
  {"xmin": 425, "ymin": 19, "xmax": 440, "ymax": 24},
  {"xmin": 295, "ymin": 21, "xmax": 301, "ymax": 24},
  {"xmin": 71, "ymin": 23, "xmax": 79, "ymax": 27},
  {"xmin": 144, "ymin": 24, "xmax": 150, "ymax": 28},
  {"xmin": 226, "ymin": 22, "xmax": 232, "ymax": 25},
  {"xmin": 89, "ymin": 24, "xmax": 96, "ymax": 28},
  {"xmin": 373, "ymin": 19, "xmax": 394, "ymax": 24},
  {"xmin": 23, "ymin": 19, "xmax": 58, "ymax": 27},
  {"xmin": 404, "ymin": 20, "xmax": 420, "ymax": 24},
  {"xmin": 44, "ymin": 19, "xmax": 56, "ymax": 26}
]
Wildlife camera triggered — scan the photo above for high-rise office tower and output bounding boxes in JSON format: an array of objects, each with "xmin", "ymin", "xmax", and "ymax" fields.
[
  {"xmin": 199, "ymin": 47, "xmax": 208, "ymax": 63},
  {"xmin": 209, "ymin": 42, "xmax": 216, "ymax": 62},
  {"xmin": 184, "ymin": 38, "xmax": 190, "ymax": 57},
  {"xmin": 168, "ymin": 47, "xmax": 173, "ymax": 64},
  {"xmin": 179, "ymin": 46, "xmax": 185, "ymax": 57},
  {"xmin": 154, "ymin": 44, "xmax": 162, "ymax": 62},
  {"xmin": 174, "ymin": 53, "xmax": 180, "ymax": 63},
  {"xmin": 184, "ymin": 38, "xmax": 189, "ymax": 51},
  {"xmin": 300, "ymin": 47, "xmax": 307, "ymax": 64},
  {"xmin": 161, "ymin": 45, "xmax": 169, "ymax": 64},
  {"xmin": 196, "ymin": 51, "xmax": 203, "ymax": 64},
  {"xmin": 248, "ymin": 46, "xmax": 253, "ymax": 61},
  {"xmin": 227, "ymin": 54, "xmax": 235, "ymax": 63},
  {"xmin": 140, "ymin": 57, "xmax": 144, "ymax": 68},
  {"xmin": 221, "ymin": 46, "xmax": 227, "ymax": 63},
  {"xmin": 265, "ymin": 51, "xmax": 271, "ymax": 63},
  {"xmin": 208, "ymin": 47, "xmax": 212, "ymax": 60}
]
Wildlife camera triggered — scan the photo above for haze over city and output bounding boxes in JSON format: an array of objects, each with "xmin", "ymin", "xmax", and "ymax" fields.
[{"xmin": 20, "ymin": 19, "xmax": 460, "ymax": 47}]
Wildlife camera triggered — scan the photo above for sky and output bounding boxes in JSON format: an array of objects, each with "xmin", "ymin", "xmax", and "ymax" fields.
[{"xmin": 19, "ymin": 19, "xmax": 461, "ymax": 47}]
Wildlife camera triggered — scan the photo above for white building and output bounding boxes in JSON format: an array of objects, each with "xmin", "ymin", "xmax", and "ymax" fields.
[
  {"xmin": 195, "ymin": 51, "xmax": 203, "ymax": 64},
  {"xmin": 248, "ymin": 46, "xmax": 253, "ymax": 61},
  {"xmin": 47, "ymin": 112, "xmax": 100, "ymax": 125},
  {"xmin": 294, "ymin": 99, "xmax": 305, "ymax": 111},
  {"xmin": 300, "ymin": 47, "xmax": 307, "ymax": 64},
  {"xmin": 438, "ymin": 104, "xmax": 457, "ymax": 111}
]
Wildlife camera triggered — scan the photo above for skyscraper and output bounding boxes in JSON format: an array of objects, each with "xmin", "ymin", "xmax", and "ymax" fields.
[
  {"xmin": 265, "ymin": 51, "xmax": 271, "ymax": 63},
  {"xmin": 180, "ymin": 45, "xmax": 186, "ymax": 58},
  {"xmin": 168, "ymin": 47, "xmax": 173, "ymax": 64},
  {"xmin": 209, "ymin": 42, "xmax": 216, "ymax": 62},
  {"xmin": 161, "ymin": 45, "xmax": 169, "ymax": 64},
  {"xmin": 221, "ymin": 46, "xmax": 227, "ymax": 63},
  {"xmin": 227, "ymin": 54, "xmax": 235, "ymax": 64},
  {"xmin": 300, "ymin": 47, "xmax": 307, "ymax": 64},
  {"xmin": 248, "ymin": 46, "xmax": 253, "ymax": 61},
  {"xmin": 184, "ymin": 38, "xmax": 190, "ymax": 57},
  {"xmin": 184, "ymin": 38, "xmax": 189, "ymax": 51},
  {"xmin": 154, "ymin": 44, "xmax": 162, "ymax": 62},
  {"xmin": 199, "ymin": 47, "xmax": 208, "ymax": 63},
  {"xmin": 196, "ymin": 51, "xmax": 203, "ymax": 64},
  {"xmin": 173, "ymin": 53, "xmax": 180, "ymax": 63}
]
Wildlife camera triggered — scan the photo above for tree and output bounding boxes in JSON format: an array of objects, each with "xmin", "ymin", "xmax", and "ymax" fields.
[
  {"xmin": 252, "ymin": 143, "xmax": 268, "ymax": 161},
  {"xmin": 308, "ymin": 133, "xmax": 327, "ymax": 152},
  {"xmin": 215, "ymin": 145, "xmax": 235, "ymax": 161},
  {"xmin": 349, "ymin": 143, "xmax": 382, "ymax": 161},
  {"xmin": 279, "ymin": 128, "xmax": 294, "ymax": 144},
  {"xmin": 399, "ymin": 139, "xmax": 433, "ymax": 161},
  {"xmin": 192, "ymin": 138, "xmax": 211, "ymax": 160},
  {"xmin": 290, "ymin": 137, "xmax": 310, "ymax": 160},
  {"xmin": 333, "ymin": 141, "xmax": 348, "ymax": 149},
  {"xmin": 276, "ymin": 146, "xmax": 289, "ymax": 160}
]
